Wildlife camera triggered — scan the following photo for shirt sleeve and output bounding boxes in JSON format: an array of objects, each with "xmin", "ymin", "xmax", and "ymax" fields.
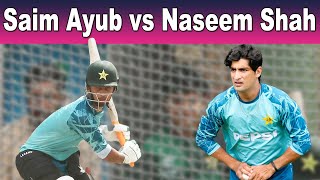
[
  {"xmin": 196, "ymin": 102, "xmax": 223, "ymax": 155},
  {"xmin": 67, "ymin": 110, "xmax": 111, "ymax": 159},
  {"xmin": 280, "ymin": 95, "xmax": 312, "ymax": 155}
]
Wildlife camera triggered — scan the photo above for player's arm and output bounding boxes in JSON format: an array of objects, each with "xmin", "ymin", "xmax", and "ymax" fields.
[
  {"xmin": 195, "ymin": 104, "xmax": 252, "ymax": 178},
  {"xmin": 281, "ymin": 96, "xmax": 312, "ymax": 157},
  {"xmin": 249, "ymin": 148, "xmax": 299, "ymax": 180},
  {"xmin": 104, "ymin": 148, "xmax": 125, "ymax": 163},
  {"xmin": 83, "ymin": 128, "xmax": 140, "ymax": 165},
  {"xmin": 211, "ymin": 147, "xmax": 253, "ymax": 178},
  {"xmin": 249, "ymin": 96, "xmax": 312, "ymax": 180},
  {"xmin": 271, "ymin": 148, "xmax": 300, "ymax": 170},
  {"xmin": 103, "ymin": 140, "xmax": 141, "ymax": 164},
  {"xmin": 98, "ymin": 124, "xmax": 141, "ymax": 164},
  {"xmin": 67, "ymin": 114, "xmax": 141, "ymax": 164},
  {"xmin": 270, "ymin": 95, "xmax": 312, "ymax": 168},
  {"xmin": 195, "ymin": 103, "xmax": 222, "ymax": 155}
]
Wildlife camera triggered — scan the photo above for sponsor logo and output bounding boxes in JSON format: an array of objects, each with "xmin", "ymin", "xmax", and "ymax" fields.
[{"xmin": 234, "ymin": 130, "xmax": 278, "ymax": 141}]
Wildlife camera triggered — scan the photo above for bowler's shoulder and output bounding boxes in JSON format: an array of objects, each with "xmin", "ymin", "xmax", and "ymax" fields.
[
  {"xmin": 261, "ymin": 83, "xmax": 291, "ymax": 104},
  {"xmin": 209, "ymin": 86, "xmax": 236, "ymax": 108},
  {"xmin": 261, "ymin": 84, "xmax": 289, "ymax": 99}
]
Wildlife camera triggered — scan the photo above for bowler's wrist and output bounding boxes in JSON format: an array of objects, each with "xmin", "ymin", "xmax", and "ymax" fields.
[
  {"xmin": 270, "ymin": 161, "xmax": 278, "ymax": 172},
  {"xmin": 231, "ymin": 161, "xmax": 242, "ymax": 172}
]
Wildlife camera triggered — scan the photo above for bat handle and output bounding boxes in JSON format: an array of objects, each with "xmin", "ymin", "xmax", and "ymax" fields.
[{"xmin": 115, "ymin": 128, "xmax": 135, "ymax": 167}]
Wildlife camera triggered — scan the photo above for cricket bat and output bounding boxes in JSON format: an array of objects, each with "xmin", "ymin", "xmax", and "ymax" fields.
[{"xmin": 88, "ymin": 38, "xmax": 134, "ymax": 167}]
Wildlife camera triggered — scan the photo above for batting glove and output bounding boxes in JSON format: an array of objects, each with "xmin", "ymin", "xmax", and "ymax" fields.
[
  {"xmin": 119, "ymin": 140, "xmax": 142, "ymax": 164},
  {"xmin": 99, "ymin": 124, "xmax": 130, "ymax": 142}
]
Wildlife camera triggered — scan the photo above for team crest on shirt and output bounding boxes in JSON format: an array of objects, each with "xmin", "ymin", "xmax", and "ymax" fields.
[
  {"xmin": 98, "ymin": 69, "xmax": 108, "ymax": 80},
  {"xmin": 262, "ymin": 115, "xmax": 273, "ymax": 125}
]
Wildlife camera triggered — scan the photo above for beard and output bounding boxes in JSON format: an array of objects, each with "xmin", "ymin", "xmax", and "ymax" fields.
[{"xmin": 95, "ymin": 101, "xmax": 107, "ymax": 109}]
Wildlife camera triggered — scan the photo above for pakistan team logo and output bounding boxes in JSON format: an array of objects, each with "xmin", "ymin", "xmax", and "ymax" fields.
[
  {"xmin": 262, "ymin": 115, "xmax": 273, "ymax": 125},
  {"xmin": 98, "ymin": 69, "xmax": 108, "ymax": 80}
]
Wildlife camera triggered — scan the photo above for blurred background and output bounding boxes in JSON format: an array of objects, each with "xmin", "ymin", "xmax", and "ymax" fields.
[{"xmin": 0, "ymin": 44, "xmax": 319, "ymax": 179}]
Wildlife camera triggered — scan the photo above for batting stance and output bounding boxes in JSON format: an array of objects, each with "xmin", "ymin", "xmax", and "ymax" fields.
[
  {"xmin": 15, "ymin": 61, "xmax": 141, "ymax": 180},
  {"xmin": 196, "ymin": 44, "xmax": 312, "ymax": 180}
]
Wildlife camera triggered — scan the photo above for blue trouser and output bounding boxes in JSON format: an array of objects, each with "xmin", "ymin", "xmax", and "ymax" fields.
[{"xmin": 229, "ymin": 163, "xmax": 293, "ymax": 180}]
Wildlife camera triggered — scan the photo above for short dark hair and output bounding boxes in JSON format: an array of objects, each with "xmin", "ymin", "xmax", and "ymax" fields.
[
  {"xmin": 24, "ymin": 62, "xmax": 67, "ymax": 93},
  {"xmin": 224, "ymin": 44, "xmax": 263, "ymax": 81}
]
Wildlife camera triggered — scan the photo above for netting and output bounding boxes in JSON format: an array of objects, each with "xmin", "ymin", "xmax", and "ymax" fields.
[{"xmin": 0, "ymin": 44, "xmax": 319, "ymax": 180}]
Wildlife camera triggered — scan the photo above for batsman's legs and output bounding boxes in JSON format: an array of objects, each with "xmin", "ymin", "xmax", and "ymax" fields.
[
  {"xmin": 66, "ymin": 151, "xmax": 91, "ymax": 180},
  {"xmin": 16, "ymin": 150, "xmax": 63, "ymax": 180}
]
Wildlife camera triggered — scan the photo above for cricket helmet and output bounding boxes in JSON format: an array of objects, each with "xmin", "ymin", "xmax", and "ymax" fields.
[{"xmin": 86, "ymin": 60, "xmax": 119, "ymax": 89}]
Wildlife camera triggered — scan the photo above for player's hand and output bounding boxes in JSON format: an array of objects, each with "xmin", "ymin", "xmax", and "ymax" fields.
[
  {"xmin": 99, "ymin": 124, "xmax": 130, "ymax": 142},
  {"xmin": 250, "ymin": 164, "xmax": 275, "ymax": 180},
  {"xmin": 235, "ymin": 162, "xmax": 253, "ymax": 180},
  {"xmin": 119, "ymin": 140, "xmax": 141, "ymax": 164}
]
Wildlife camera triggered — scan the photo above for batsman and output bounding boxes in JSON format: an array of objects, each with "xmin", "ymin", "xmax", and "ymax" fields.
[{"xmin": 15, "ymin": 59, "xmax": 141, "ymax": 180}]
